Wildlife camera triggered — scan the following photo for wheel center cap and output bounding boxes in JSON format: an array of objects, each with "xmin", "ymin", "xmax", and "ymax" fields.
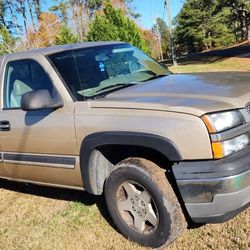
[{"xmin": 130, "ymin": 195, "xmax": 147, "ymax": 217}]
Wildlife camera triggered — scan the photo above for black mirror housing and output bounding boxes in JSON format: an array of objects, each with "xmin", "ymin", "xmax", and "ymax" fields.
[{"xmin": 21, "ymin": 89, "xmax": 63, "ymax": 111}]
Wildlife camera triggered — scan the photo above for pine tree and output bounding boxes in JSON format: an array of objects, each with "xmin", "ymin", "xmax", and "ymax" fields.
[
  {"xmin": 55, "ymin": 25, "xmax": 78, "ymax": 45},
  {"xmin": 175, "ymin": 0, "xmax": 236, "ymax": 52},
  {"xmin": 209, "ymin": 7, "xmax": 236, "ymax": 47},
  {"xmin": 217, "ymin": 0, "xmax": 250, "ymax": 41},
  {"xmin": 86, "ymin": 2, "xmax": 149, "ymax": 53}
]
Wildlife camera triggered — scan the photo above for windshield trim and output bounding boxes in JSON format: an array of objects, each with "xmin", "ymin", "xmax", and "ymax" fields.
[{"xmin": 47, "ymin": 43, "xmax": 128, "ymax": 57}]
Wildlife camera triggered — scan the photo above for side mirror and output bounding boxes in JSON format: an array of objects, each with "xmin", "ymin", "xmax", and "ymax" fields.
[{"xmin": 21, "ymin": 89, "xmax": 63, "ymax": 111}]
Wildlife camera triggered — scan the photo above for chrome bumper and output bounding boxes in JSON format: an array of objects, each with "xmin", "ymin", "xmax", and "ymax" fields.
[
  {"xmin": 185, "ymin": 185, "xmax": 249, "ymax": 222},
  {"xmin": 173, "ymin": 148, "xmax": 250, "ymax": 223}
]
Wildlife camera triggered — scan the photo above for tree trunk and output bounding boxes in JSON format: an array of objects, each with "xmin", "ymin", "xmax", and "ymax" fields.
[
  {"xmin": 239, "ymin": 17, "xmax": 245, "ymax": 41},
  {"xmin": 33, "ymin": 0, "xmax": 41, "ymax": 20},
  {"xmin": 6, "ymin": 0, "xmax": 21, "ymax": 36},
  {"xmin": 245, "ymin": 11, "xmax": 250, "ymax": 42},
  {"xmin": 248, "ymin": 25, "xmax": 250, "ymax": 42},
  {"xmin": 242, "ymin": 9, "xmax": 249, "ymax": 41},
  {"xmin": 20, "ymin": 2, "xmax": 28, "ymax": 35},
  {"xmin": 236, "ymin": 6, "xmax": 247, "ymax": 41},
  {"xmin": 27, "ymin": 0, "xmax": 36, "ymax": 31},
  {"xmin": 61, "ymin": 3, "xmax": 68, "ymax": 24},
  {"xmin": 71, "ymin": 1, "xmax": 87, "ymax": 42}
]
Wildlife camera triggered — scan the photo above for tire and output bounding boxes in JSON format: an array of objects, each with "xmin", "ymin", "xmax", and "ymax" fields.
[{"xmin": 104, "ymin": 157, "xmax": 187, "ymax": 248}]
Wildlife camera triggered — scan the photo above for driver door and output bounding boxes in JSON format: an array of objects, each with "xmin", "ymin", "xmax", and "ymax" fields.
[{"xmin": 0, "ymin": 58, "xmax": 82, "ymax": 188}]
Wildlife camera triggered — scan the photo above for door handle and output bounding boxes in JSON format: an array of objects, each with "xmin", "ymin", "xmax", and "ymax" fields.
[{"xmin": 0, "ymin": 121, "xmax": 10, "ymax": 131}]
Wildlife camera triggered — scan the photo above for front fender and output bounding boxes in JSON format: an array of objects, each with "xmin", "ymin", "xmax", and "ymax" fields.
[{"xmin": 80, "ymin": 131, "xmax": 182, "ymax": 194}]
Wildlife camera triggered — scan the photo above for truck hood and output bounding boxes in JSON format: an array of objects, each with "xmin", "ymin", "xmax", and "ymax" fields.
[{"xmin": 89, "ymin": 72, "xmax": 250, "ymax": 116}]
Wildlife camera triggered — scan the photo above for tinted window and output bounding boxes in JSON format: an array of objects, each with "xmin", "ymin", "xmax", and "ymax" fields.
[{"xmin": 4, "ymin": 59, "xmax": 56, "ymax": 109}]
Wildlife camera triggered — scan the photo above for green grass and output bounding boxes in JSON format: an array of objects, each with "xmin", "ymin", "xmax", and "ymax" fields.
[
  {"xmin": 169, "ymin": 56, "xmax": 250, "ymax": 73},
  {"xmin": 0, "ymin": 177, "xmax": 249, "ymax": 250}
]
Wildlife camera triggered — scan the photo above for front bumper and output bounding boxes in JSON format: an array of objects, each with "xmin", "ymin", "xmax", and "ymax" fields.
[{"xmin": 173, "ymin": 147, "xmax": 250, "ymax": 223}]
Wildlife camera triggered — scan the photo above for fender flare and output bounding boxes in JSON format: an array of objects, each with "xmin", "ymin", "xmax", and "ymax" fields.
[{"xmin": 80, "ymin": 131, "xmax": 182, "ymax": 194}]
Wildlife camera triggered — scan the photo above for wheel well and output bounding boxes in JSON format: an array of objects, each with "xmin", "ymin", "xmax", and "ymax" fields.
[
  {"xmin": 97, "ymin": 144, "xmax": 172, "ymax": 168},
  {"xmin": 88, "ymin": 144, "xmax": 175, "ymax": 195},
  {"xmin": 92, "ymin": 145, "xmax": 191, "ymax": 224},
  {"xmin": 86, "ymin": 144, "xmax": 191, "ymax": 225}
]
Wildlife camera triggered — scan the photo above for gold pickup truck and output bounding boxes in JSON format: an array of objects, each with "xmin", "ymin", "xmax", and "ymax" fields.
[{"xmin": 0, "ymin": 42, "xmax": 249, "ymax": 248}]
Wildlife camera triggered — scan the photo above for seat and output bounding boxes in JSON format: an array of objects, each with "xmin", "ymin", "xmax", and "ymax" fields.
[{"xmin": 10, "ymin": 79, "xmax": 32, "ymax": 108}]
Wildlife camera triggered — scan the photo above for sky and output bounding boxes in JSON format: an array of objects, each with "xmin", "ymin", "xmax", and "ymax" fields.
[
  {"xmin": 41, "ymin": 0, "xmax": 184, "ymax": 30},
  {"xmin": 133, "ymin": 0, "xmax": 184, "ymax": 29}
]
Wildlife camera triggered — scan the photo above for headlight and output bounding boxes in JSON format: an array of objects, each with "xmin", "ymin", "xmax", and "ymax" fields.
[
  {"xmin": 202, "ymin": 110, "xmax": 244, "ymax": 133},
  {"xmin": 212, "ymin": 133, "xmax": 250, "ymax": 159},
  {"xmin": 202, "ymin": 110, "xmax": 248, "ymax": 159}
]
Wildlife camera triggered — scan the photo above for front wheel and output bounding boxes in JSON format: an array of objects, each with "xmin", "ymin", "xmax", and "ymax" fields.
[{"xmin": 104, "ymin": 158, "xmax": 187, "ymax": 248}]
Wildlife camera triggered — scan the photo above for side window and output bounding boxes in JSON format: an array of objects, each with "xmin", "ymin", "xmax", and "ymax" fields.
[{"xmin": 4, "ymin": 59, "xmax": 56, "ymax": 109}]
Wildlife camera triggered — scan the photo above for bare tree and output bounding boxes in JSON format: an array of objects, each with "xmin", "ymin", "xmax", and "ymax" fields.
[
  {"xmin": 27, "ymin": 0, "xmax": 36, "ymax": 31},
  {"xmin": 68, "ymin": 0, "xmax": 90, "ymax": 41},
  {"xmin": 5, "ymin": 0, "xmax": 21, "ymax": 35},
  {"xmin": 49, "ymin": 0, "xmax": 69, "ymax": 24},
  {"xmin": 33, "ymin": 0, "xmax": 42, "ymax": 19},
  {"xmin": 9, "ymin": 0, "xmax": 28, "ymax": 35}
]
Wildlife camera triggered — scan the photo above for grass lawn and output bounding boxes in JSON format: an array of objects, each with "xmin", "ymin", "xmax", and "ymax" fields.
[
  {"xmin": 169, "ymin": 41, "xmax": 250, "ymax": 73},
  {"xmin": 169, "ymin": 56, "xmax": 250, "ymax": 73},
  {"xmin": 0, "ymin": 180, "xmax": 249, "ymax": 250},
  {"xmin": 0, "ymin": 54, "xmax": 250, "ymax": 250}
]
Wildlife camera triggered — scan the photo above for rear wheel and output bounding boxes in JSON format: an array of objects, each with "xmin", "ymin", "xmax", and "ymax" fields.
[{"xmin": 104, "ymin": 158, "xmax": 187, "ymax": 248}]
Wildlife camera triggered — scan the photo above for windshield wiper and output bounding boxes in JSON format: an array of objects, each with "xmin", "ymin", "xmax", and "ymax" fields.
[
  {"xmin": 95, "ymin": 82, "xmax": 138, "ymax": 94},
  {"xmin": 143, "ymin": 74, "xmax": 168, "ymax": 82}
]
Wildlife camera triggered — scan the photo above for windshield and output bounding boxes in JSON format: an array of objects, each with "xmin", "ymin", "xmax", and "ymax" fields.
[{"xmin": 48, "ymin": 44, "xmax": 170, "ymax": 100}]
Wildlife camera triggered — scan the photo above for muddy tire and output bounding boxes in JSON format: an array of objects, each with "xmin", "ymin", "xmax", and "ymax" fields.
[{"xmin": 104, "ymin": 157, "xmax": 187, "ymax": 248}]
